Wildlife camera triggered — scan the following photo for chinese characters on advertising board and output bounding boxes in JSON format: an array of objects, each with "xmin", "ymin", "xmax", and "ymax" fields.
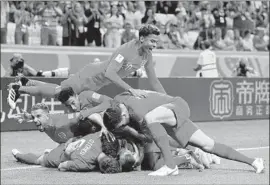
[{"xmin": 210, "ymin": 79, "xmax": 269, "ymax": 119}]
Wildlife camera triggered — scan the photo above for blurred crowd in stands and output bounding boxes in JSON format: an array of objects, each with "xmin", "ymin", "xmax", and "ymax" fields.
[{"xmin": 1, "ymin": 1, "xmax": 269, "ymax": 51}]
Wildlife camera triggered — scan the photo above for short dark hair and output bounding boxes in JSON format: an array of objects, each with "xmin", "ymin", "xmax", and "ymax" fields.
[
  {"xmin": 101, "ymin": 135, "xmax": 119, "ymax": 158},
  {"xmin": 118, "ymin": 150, "xmax": 136, "ymax": 172},
  {"xmin": 99, "ymin": 155, "xmax": 122, "ymax": 174},
  {"xmin": 58, "ymin": 87, "xmax": 75, "ymax": 103},
  {"xmin": 203, "ymin": 40, "xmax": 211, "ymax": 49},
  {"xmin": 139, "ymin": 24, "xmax": 160, "ymax": 38},
  {"xmin": 103, "ymin": 100, "xmax": 122, "ymax": 131}
]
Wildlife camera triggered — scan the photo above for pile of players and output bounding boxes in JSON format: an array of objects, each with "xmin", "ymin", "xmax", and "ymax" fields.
[{"xmin": 9, "ymin": 24, "xmax": 264, "ymax": 176}]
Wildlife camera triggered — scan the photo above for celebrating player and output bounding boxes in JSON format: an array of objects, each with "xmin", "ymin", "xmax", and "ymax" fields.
[
  {"xmin": 12, "ymin": 102, "xmax": 114, "ymax": 166},
  {"xmin": 102, "ymin": 90, "xmax": 265, "ymax": 176},
  {"xmin": 57, "ymin": 87, "xmax": 112, "ymax": 120},
  {"xmin": 8, "ymin": 24, "xmax": 166, "ymax": 109}
]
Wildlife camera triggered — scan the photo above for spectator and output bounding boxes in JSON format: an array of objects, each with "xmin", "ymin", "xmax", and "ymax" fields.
[
  {"xmin": 156, "ymin": 1, "xmax": 174, "ymax": 14},
  {"xmin": 234, "ymin": 29, "xmax": 244, "ymax": 51},
  {"xmin": 199, "ymin": 7, "xmax": 215, "ymax": 32},
  {"xmin": 171, "ymin": 7, "xmax": 189, "ymax": 32},
  {"xmin": 167, "ymin": 23, "xmax": 182, "ymax": 49},
  {"xmin": 1, "ymin": 1, "xmax": 10, "ymax": 44},
  {"xmin": 212, "ymin": 7, "xmax": 227, "ymax": 38},
  {"xmin": 69, "ymin": 2, "xmax": 88, "ymax": 46},
  {"xmin": 124, "ymin": 1, "xmax": 142, "ymax": 30},
  {"xmin": 186, "ymin": 3, "xmax": 200, "ymax": 30},
  {"xmin": 60, "ymin": 3, "xmax": 72, "ymax": 46},
  {"xmin": 225, "ymin": 8, "xmax": 235, "ymax": 29},
  {"xmin": 37, "ymin": 1, "xmax": 63, "ymax": 46},
  {"xmin": 85, "ymin": 1, "xmax": 104, "ymax": 47},
  {"xmin": 178, "ymin": 27, "xmax": 192, "ymax": 49},
  {"xmin": 156, "ymin": 23, "xmax": 173, "ymax": 49},
  {"xmin": 253, "ymin": 28, "xmax": 268, "ymax": 51},
  {"xmin": 14, "ymin": 1, "xmax": 32, "ymax": 45},
  {"xmin": 104, "ymin": 5, "xmax": 124, "ymax": 48},
  {"xmin": 121, "ymin": 22, "xmax": 137, "ymax": 45},
  {"xmin": 242, "ymin": 30, "xmax": 255, "ymax": 51},
  {"xmin": 212, "ymin": 27, "xmax": 227, "ymax": 50},
  {"xmin": 223, "ymin": 29, "xmax": 236, "ymax": 51},
  {"xmin": 141, "ymin": 8, "xmax": 157, "ymax": 25},
  {"xmin": 9, "ymin": 2, "xmax": 17, "ymax": 23}
]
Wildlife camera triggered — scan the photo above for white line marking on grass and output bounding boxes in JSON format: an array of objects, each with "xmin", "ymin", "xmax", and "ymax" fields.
[
  {"xmin": 1, "ymin": 166, "xmax": 42, "ymax": 171},
  {"xmin": 236, "ymin": 146, "xmax": 269, "ymax": 151}
]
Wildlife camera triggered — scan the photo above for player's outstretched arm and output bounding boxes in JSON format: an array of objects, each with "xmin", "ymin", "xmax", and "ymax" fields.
[
  {"xmin": 144, "ymin": 58, "xmax": 166, "ymax": 94},
  {"xmin": 79, "ymin": 100, "xmax": 111, "ymax": 120},
  {"xmin": 58, "ymin": 160, "xmax": 89, "ymax": 172}
]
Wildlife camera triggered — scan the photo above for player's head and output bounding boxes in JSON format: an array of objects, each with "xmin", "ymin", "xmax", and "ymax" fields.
[
  {"xmin": 101, "ymin": 135, "xmax": 119, "ymax": 158},
  {"xmin": 103, "ymin": 100, "xmax": 130, "ymax": 131},
  {"xmin": 58, "ymin": 87, "xmax": 80, "ymax": 111},
  {"xmin": 138, "ymin": 24, "xmax": 160, "ymax": 52},
  {"xmin": 31, "ymin": 103, "xmax": 50, "ymax": 132},
  {"xmin": 10, "ymin": 53, "xmax": 24, "ymax": 69},
  {"xmin": 98, "ymin": 153, "xmax": 122, "ymax": 174},
  {"xmin": 117, "ymin": 141, "xmax": 137, "ymax": 172},
  {"xmin": 202, "ymin": 40, "xmax": 211, "ymax": 49}
]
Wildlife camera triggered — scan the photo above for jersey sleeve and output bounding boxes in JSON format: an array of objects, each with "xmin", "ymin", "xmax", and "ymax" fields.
[
  {"xmin": 82, "ymin": 91, "xmax": 112, "ymax": 105},
  {"xmin": 105, "ymin": 48, "xmax": 127, "ymax": 73}
]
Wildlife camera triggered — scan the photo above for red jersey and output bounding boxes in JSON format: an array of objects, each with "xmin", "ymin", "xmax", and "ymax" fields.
[
  {"xmin": 44, "ymin": 113, "xmax": 95, "ymax": 144},
  {"xmin": 62, "ymin": 40, "xmax": 151, "ymax": 94},
  {"xmin": 63, "ymin": 132, "xmax": 102, "ymax": 172}
]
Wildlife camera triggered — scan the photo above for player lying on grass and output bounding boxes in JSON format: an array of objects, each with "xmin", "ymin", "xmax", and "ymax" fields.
[
  {"xmin": 8, "ymin": 53, "xmax": 69, "ymax": 77},
  {"xmin": 59, "ymin": 131, "xmax": 204, "ymax": 173},
  {"xmin": 13, "ymin": 133, "xmax": 121, "ymax": 173},
  {"xmin": 12, "ymin": 103, "xmax": 115, "ymax": 165},
  {"xmin": 102, "ymin": 90, "xmax": 265, "ymax": 176},
  {"xmin": 7, "ymin": 24, "xmax": 166, "ymax": 109}
]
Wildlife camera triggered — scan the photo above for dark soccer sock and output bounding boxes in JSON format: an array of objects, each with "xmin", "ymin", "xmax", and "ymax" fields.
[
  {"xmin": 148, "ymin": 123, "xmax": 176, "ymax": 169},
  {"xmin": 15, "ymin": 153, "xmax": 40, "ymax": 165},
  {"xmin": 211, "ymin": 143, "xmax": 254, "ymax": 165}
]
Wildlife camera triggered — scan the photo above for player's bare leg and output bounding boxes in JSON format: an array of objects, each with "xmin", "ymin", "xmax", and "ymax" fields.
[
  {"xmin": 12, "ymin": 149, "xmax": 40, "ymax": 165},
  {"xmin": 145, "ymin": 106, "xmax": 264, "ymax": 174},
  {"xmin": 187, "ymin": 129, "xmax": 264, "ymax": 173}
]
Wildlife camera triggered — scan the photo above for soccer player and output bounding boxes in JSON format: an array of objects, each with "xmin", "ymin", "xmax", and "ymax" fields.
[
  {"xmin": 193, "ymin": 41, "xmax": 219, "ymax": 77},
  {"xmin": 103, "ymin": 90, "xmax": 264, "ymax": 176},
  {"xmin": 8, "ymin": 53, "xmax": 69, "ymax": 77},
  {"xmin": 12, "ymin": 103, "xmax": 111, "ymax": 165},
  {"xmin": 57, "ymin": 87, "xmax": 112, "ymax": 120},
  {"xmin": 58, "ymin": 132, "xmax": 121, "ymax": 173},
  {"xmin": 8, "ymin": 24, "xmax": 166, "ymax": 109}
]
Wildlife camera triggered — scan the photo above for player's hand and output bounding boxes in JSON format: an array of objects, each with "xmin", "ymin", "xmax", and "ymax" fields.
[
  {"xmin": 128, "ymin": 89, "xmax": 147, "ymax": 99},
  {"xmin": 58, "ymin": 162, "xmax": 68, "ymax": 172},
  {"xmin": 13, "ymin": 109, "xmax": 33, "ymax": 123},
  {"xmin": 100, "ymin": 127, "xmax": 115, "ymax": 142}
]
